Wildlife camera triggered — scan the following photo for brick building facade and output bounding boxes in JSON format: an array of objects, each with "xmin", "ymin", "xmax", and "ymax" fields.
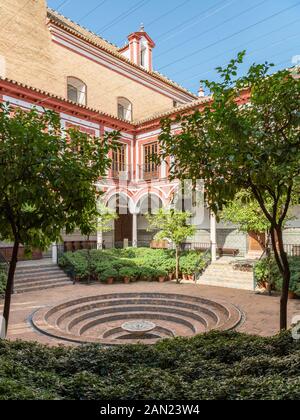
[{"xmin": 1, "ymin": 0, "xmax": 299, "ymax": 258}]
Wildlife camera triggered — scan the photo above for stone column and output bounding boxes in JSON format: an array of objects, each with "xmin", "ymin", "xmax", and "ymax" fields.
[
  {"xmin": 132, "ymin": 213, "xmax": 138, "ymax": 247},
  {"xmin": 52, "ymin": 243, "xmax": 57, "ymax": 265},
  {"xmin": 210, "ymin": 211, "xmax": 217, "ymax": 262},
  {"xmin": 97, "ymin": 227, "xmax": 103, "ymax": 250}
]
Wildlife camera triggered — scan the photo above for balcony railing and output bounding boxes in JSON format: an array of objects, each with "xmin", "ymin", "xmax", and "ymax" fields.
[
  {"xmin": 139, "ymin": 164, "xmax": 160, "ymax": 181},
  {"xmin": 110, "ymin": 165, "xmax": 133, "ymax": 181}
]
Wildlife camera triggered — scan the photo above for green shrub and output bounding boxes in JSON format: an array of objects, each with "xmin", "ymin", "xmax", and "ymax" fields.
[
  {"xmin": 58, "ymin": 248, "xmax": 207, "ymax": 284},
  {"xmin": 255, "ymin": 256, "xmax": 300, "ymax": 295},
  {"xmin": 0, "ymin": 331, "xmax": 299, "ymax": 400}
]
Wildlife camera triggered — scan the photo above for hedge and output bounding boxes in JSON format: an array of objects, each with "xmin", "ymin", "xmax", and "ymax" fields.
[
  {"xmin": 59, "ymin": 248, "xmax": 207, "ymax": 283},
  {"xmin": 254, "ymin": 256, "xmax": 300, "ymax": 296},
  {"xmin": 0, "ymin": 331, "xmax": 299, "ymax": 400}
]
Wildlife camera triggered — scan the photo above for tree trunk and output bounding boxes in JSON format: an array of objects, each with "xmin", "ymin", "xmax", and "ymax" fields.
[
  {"xmin": 2, "ymin": 240, "xmax": 19, "ymax": 338},
  {"xmin": 175, "ymin": 246, "xmax": 180, "ymax": 284},
  {"xmin": 270, "ymin": 226, "xmax": 290, "ymax": 330},
  {"xmin": 276, "ymin": 227, "xmax": 290, "ymax": 331}
]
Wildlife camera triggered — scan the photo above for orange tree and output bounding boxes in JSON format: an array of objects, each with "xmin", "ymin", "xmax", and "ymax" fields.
[
  {"xmin": 159, "ymin": 53, "xmax": 300, "ymax": 330},
  {"xmin": 0, "ymin": 104, "xmax": 118, "ymax": 336}
]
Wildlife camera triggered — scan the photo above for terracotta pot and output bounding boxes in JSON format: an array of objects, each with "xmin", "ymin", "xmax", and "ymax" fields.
[
  {"xmin": 288, "ymin": 291, "xmax": 296, "ymax": 300},
  {"xmin": 188, "ymin": 275, "xmax": 194, "ymax": 281},
  {"xmin": 183, "ymin": 274, "xmax": 189, "ymax": 281},
  {"xmin": 106, "ymin": 277, "xmax": 114, "ymax": 285},
  {"xmin": 168, "ymin": 273, "xmax": 174, "ymax": 281},
  {"xmin": 123, "ymin": 277, "xmax": 131, "ymax": 284},
  {"xmin": 158, "ymin": 276, "xmax": 165, "ymax": 283}
]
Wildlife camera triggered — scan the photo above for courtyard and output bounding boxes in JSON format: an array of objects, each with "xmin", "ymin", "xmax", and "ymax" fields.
[{"xmin": 2, "ymin": 279, "xmax": 300, "ymax": 346}]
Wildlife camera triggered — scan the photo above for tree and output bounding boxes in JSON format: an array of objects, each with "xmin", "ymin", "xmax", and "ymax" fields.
[
  {"xmin": 159, "ymin": 53, "xmax": 300, "ymax": 330},
  {"xmin": 0, "ymin": 103, "xmax": 119, "ymax": 336},
  {"xmin": 220, "ymin": 189, "xmax": 272, "ymax": 251},
  {"xmin": 146, "ymin": 209, "xmax": 196, "ymax": 282}
]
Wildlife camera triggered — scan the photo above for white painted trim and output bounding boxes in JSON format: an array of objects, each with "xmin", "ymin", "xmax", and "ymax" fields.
[
  {"xmin": 60, "ymin": 113, "xmax": 99, "ymax": 130},
  {"xmin": 3, "ymin": 95, "xmax": 46, "ymax": 112}
]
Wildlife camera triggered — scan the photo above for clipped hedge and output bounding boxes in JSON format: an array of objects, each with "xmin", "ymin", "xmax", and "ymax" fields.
[
  {"xmin": 59, "ymin": 248, "xmax": 206, "ymax": 283},
  {"xmin": 254, "ymin": 256, "xmax": 300, "ymax": 296},
  {"xmin": 0, "ymin": 331, "xmax": 299, "ymax": 400}
]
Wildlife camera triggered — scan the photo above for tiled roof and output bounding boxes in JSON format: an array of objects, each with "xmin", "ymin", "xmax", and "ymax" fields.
[
  {"xmin": 134, "ymin": 97, "xmax": 212, "ymax": 125},
  {"xmin": 47, "ymin": 9, "xmax": 198, "ymax": 100},
  {"xmin": 0, "ymin": 77, "xmax": 209, "ymax": 128},
  {"xmin": 0, "ymin": 77, "xmax": 133, "ymax": 127}
]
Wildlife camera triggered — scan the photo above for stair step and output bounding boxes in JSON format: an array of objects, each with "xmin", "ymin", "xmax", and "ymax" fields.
[
  {"xmin": 14, "ymin": 282, "xmax": 71, "ymax": 294},
  {"xmin": 15, "ymin": 276, "xmax": 70, "ymax": 287},
  {"xmin": 15, "ymin": 267, "xmax": 61, "ymax": 276},
  {"xmin": 15, "ymin": 273, "xmax": 69, "ymax": 283}
]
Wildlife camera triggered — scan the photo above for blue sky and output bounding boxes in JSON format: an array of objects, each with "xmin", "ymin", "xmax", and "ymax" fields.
[{"xmin": 47, "ymin": 0, "xmax": 300, "ymax": 94}]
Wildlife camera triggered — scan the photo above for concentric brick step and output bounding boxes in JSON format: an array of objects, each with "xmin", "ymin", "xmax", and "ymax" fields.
[
  {"xmin": 31, "ymin": 292, "xmax": 243, "ymax": 345},
  {"xmin": 14, "ymin": 262, "xmax": 71, "ymax": 293}
]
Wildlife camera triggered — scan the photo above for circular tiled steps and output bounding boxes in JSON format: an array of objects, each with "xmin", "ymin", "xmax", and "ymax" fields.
[{"xmin": 31, "ymin": 292, "xmax": 243, "ymax": 345}]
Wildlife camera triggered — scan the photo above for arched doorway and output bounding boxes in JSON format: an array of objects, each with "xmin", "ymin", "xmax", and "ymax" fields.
[
  {"xmin": 106, "ymin": 193, "xmax": 134, "ymax": 248},
  {"xmin": 135, "ymin": 193, "xmax": 164, "ymax": 247}
]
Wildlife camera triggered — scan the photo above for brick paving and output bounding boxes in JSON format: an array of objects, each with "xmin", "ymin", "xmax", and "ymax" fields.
[{"xmin": 1, "ymin": 281, "xmax": 300, "ymax": 346}]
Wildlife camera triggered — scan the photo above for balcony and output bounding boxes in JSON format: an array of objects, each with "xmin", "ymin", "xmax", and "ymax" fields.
[
  {"xmin": 110, "ymin": 165, "xmax": 132, "ymax": 181},
  {"xmin": 139, "ymin": 164, "xmax": 160, "ymax": 181}
]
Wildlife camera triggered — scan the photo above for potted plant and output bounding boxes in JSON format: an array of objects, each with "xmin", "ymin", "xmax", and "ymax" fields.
[
  {"xmin": 156, "ymin": 268, "xmax": 167, "ymax": 283},
  {"xmin": 102, "ymin": 268, "xmax": 118, "ymax": 285},
  {"xmin": 119, "ymin": 267, "xmax": 133, "ymax": 284}
]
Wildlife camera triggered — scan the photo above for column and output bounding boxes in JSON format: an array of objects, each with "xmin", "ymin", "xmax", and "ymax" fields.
[
  {"xmin": 210, "ymin": 211, "xmax": 217, "ymax": 262},
  {"xmin": 52, "ymin": 243, "xmax": 57, "ymax": 265},
  {"xmin": 132, "ymin": 213, "xmax": 138, "ymax": 247},
  {"xmin": 97, "ymin": 227, "xmax": 103, "ymax": 250}
]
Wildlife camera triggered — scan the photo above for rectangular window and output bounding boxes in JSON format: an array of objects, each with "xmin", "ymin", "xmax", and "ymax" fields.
[
  {"xmin": 67, "ymin": 85, "xmax": 78, "ymax": 103},
  {"xmin": 143, "ymin": 142, "xmax": 158, "ymax": 179},
  {"xmin": 118, "ymin": 104, "xmax": 125, "ymax": 120},
  {"xmin": 141, "ymin": 47, "xmax": 146, "ymax": 67},
  {"xmin": 112, "ymin": 144, "xmax": 126, "ymax": 176}
]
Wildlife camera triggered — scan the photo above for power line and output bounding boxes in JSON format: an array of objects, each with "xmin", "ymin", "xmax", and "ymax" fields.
[
  {"xmin": 158, "ymin": 1, "xmax": 300, "ymax": 71},
  {"xmin": 145, "ymin": 0, "xmax": 192, "ymax": 28},
  {"xmin": 156, "ymin": 0, "xmax": 269, "ymax": 59},
  {"xmin": 155, "ymin": 0, "xmax": 229, "ymax": 42},
  {"xmin": 77, "ymin": 0, "xmax": 108, "ymax": 24},
  {"xmin": 56, "ymin": 0, "xmax": 71, "ymax": 12},
  {"xmin": 96, "ymin": 0, "xmax": 151, "ymax": 34},
  {"xmin": 181, "ymin": 35, "xmax": 300, "ymax": 87},
  {"xmin": 168, "ymin": 16, "xmax": 300, "ymax": 80}
]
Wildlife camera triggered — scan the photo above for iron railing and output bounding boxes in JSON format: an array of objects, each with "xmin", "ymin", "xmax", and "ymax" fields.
[
  {"xmin": 181, "ymin": 242, "xmax": 211, "ymax": 251},
  {"xmin": 138, "ymin": 164, "xmax": 160, "ymax": 181}
]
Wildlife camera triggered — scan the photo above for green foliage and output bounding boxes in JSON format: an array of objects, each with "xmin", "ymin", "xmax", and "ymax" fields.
[
  {"xmin": 220, "ymin": 190, "xmax": 272, "ymax": 234},
  {"xmin": 0, "ymin": 331, "xmax": 299, "ymax": 400},
  {"xmin": 180, "ymin": 252, "xmax": 206, "ymax": 276},
  {"xmin": 0, "ymin": 265, "xmax": 7, "ymax": 297},
  {"xmin": 159, "ymin": 54, "xmax": 300, "ymax": 327},
  {"xmin": 255, "ymin": 257, "xmax": 300, "ymax": 295},
  {"xmin": 58, "ymin": 248, "xmax": 205, "ymax": 283},
  {"xmin": 0, "ymin": 103, "xmax": 119, "ymax": 249},
  {"xmin": 146, "ymin": 209, "xmax": 196, "ymax": 247}
]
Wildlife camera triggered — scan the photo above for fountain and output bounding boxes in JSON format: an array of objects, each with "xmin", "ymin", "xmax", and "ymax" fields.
[{"xmin": 121, "ymin": 320, "xmax": 156, "ymax": 337}]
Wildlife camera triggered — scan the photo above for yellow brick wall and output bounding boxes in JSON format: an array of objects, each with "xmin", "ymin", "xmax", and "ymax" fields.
[{"xmin": 0, "ymin": 0, "xmax": 177, "ymax": 120}]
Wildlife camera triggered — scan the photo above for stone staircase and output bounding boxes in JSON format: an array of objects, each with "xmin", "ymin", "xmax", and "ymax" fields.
[
  {"xmin": 13, "ymin": 261, "xmax": 72, "ymax": 294},
  {"xmin": 197, "ymin": 258, "xmax": 254, "ymax": 291}
]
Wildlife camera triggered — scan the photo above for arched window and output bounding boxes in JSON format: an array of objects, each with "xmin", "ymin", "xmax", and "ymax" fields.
[
  {"xmin": 117, "ymin": 97, "xmax": 132, "ymax": 121},
  {"xmin": 67, "ymin": 77, "xmax": 87, "ymax": 105}
]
